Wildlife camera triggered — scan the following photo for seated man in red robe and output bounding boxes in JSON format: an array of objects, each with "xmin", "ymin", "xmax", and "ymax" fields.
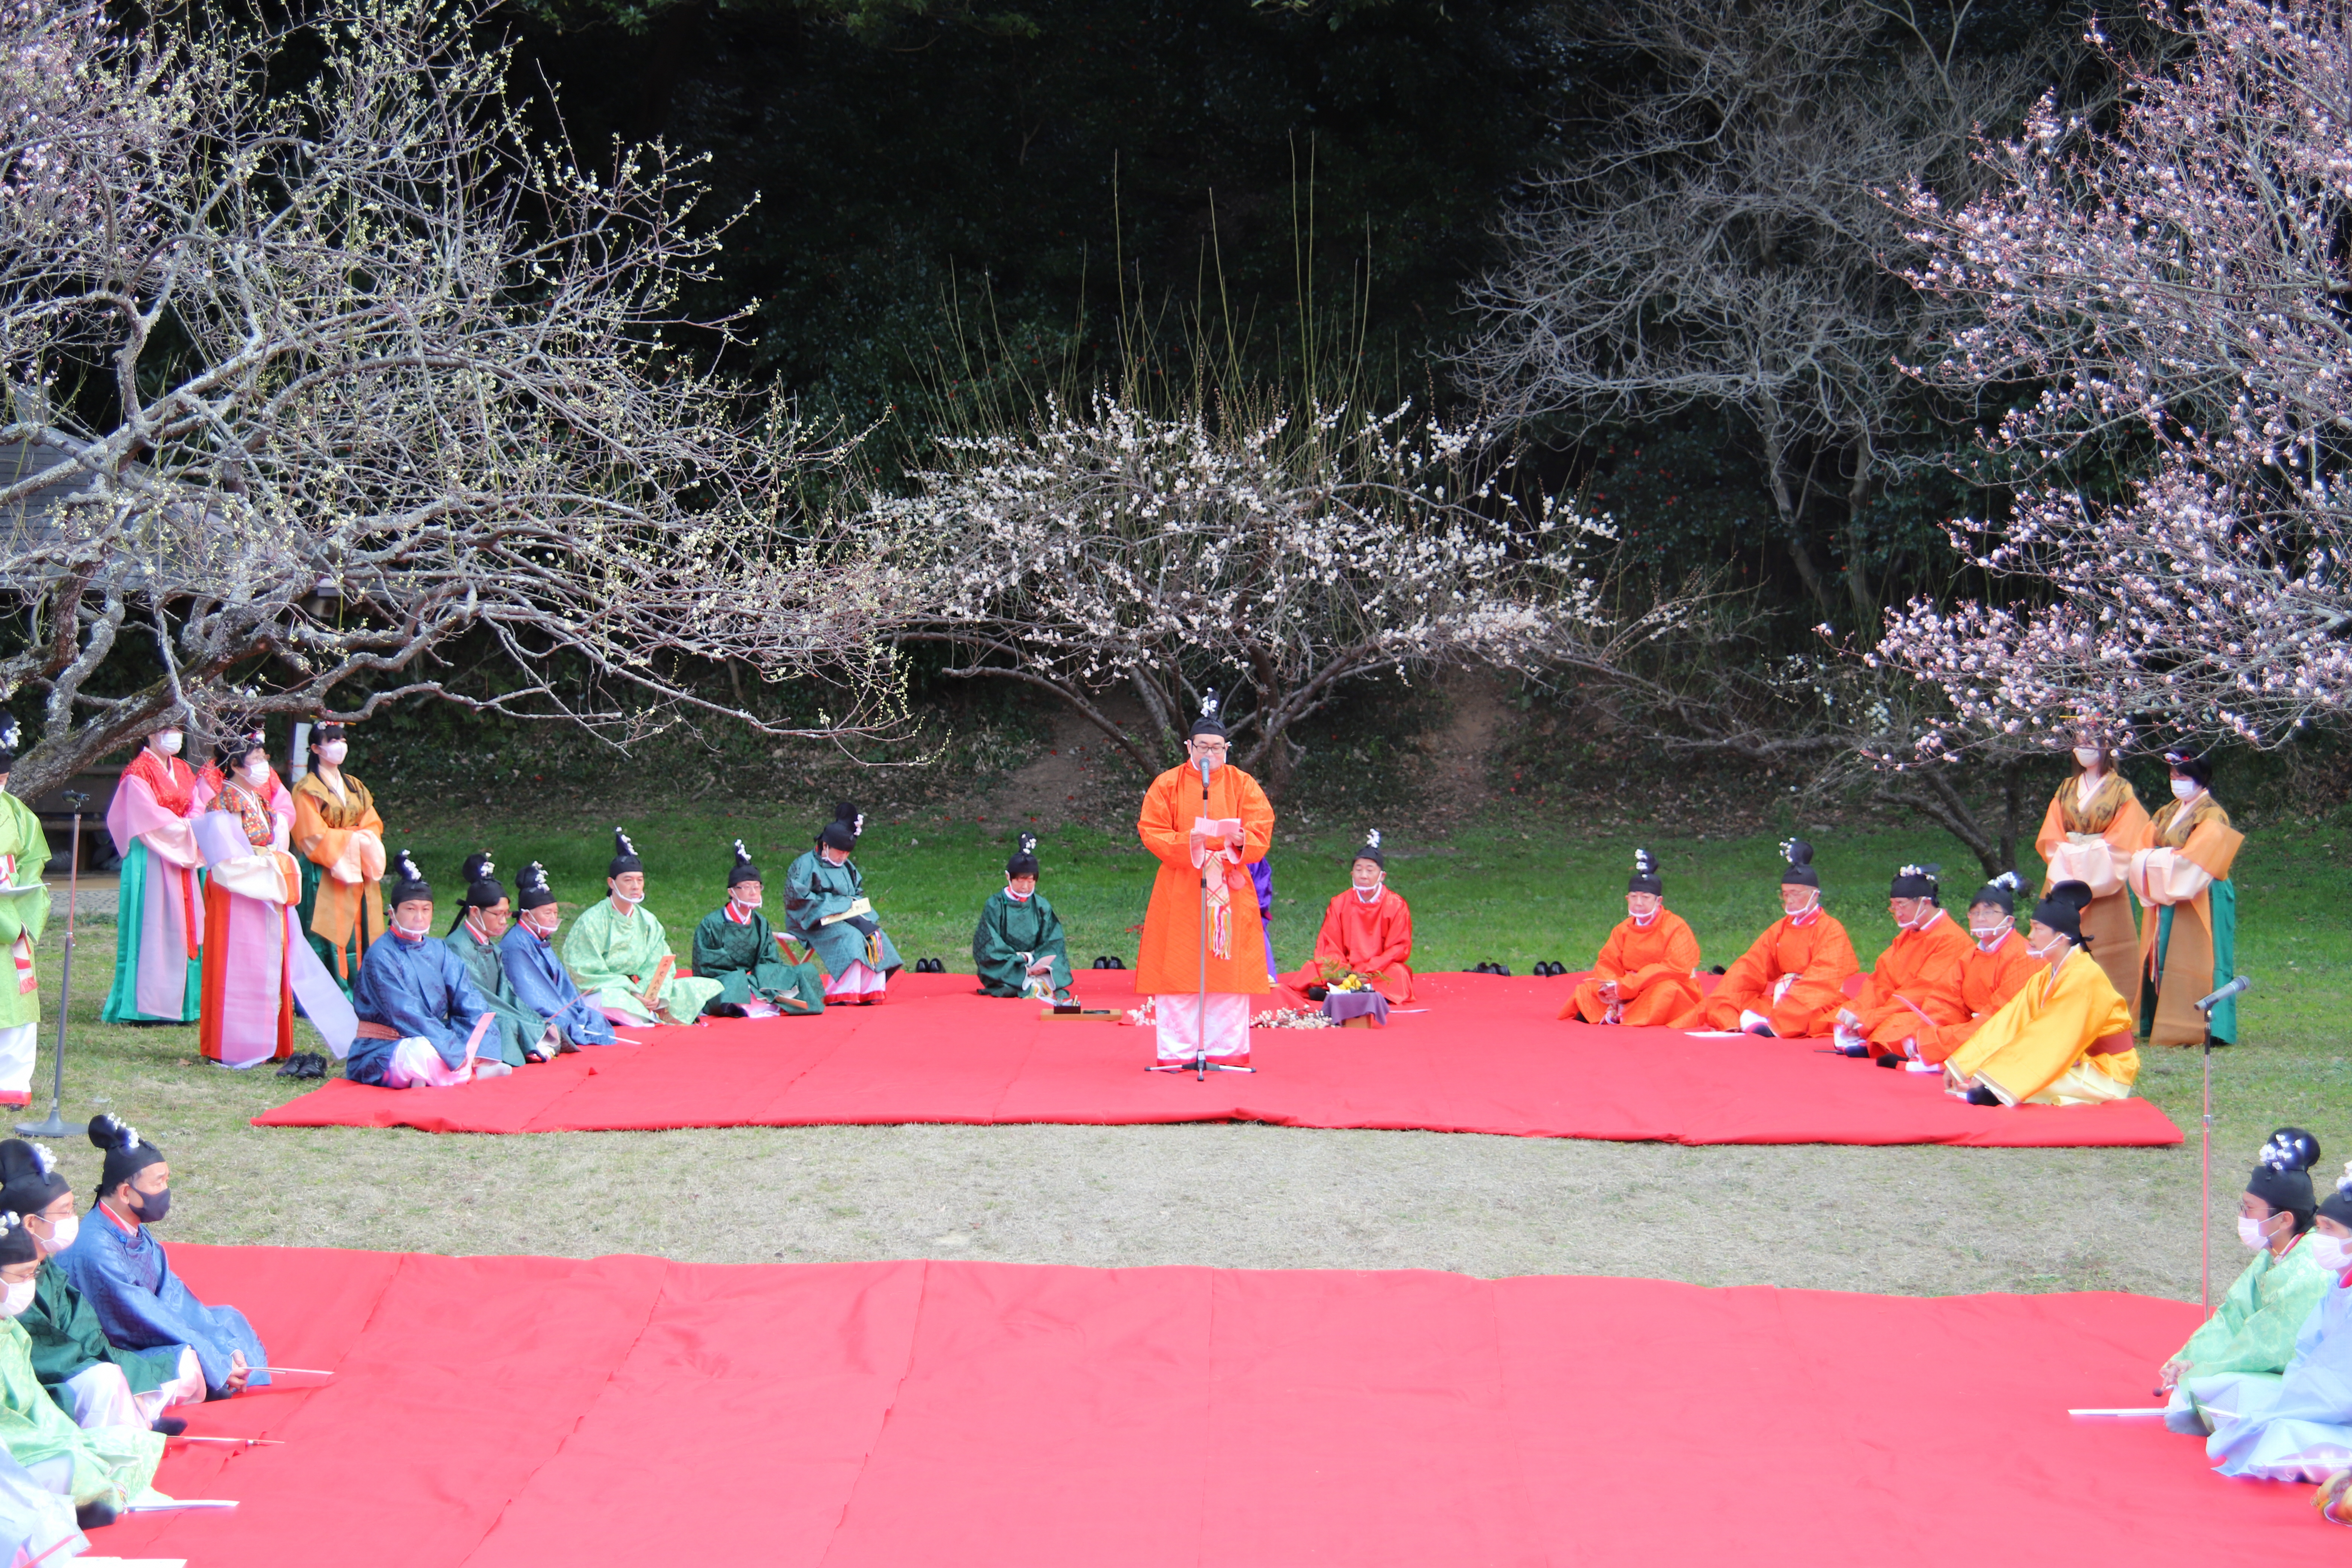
[
  {"xmin": 1831, "ymin": 861, "xmax": 1973, "ymax": 1060},
  {"xmin": 1562, "ymin": 848, "xmax": 1702, "ymax": 1024},
  {"xmin": 1272, "ymin": 831, "xmax": 1413, "ymax": 1005},
  {"xmin": 1674, "ymin": 839, "xmax": 1857, "ymax": 1037}
]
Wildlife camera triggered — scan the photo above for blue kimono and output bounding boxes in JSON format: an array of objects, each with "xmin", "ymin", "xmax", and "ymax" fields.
[
  {"xmin": 56, "ymin": 1212, "xmax": 268, "ymax": 1396},
  {"xmin": 347, "ymin": 930, "xmax": 495, "ymax": 1085},
  {"xmin": 782, "ymin": 849, "xmax": 904, "ymax": 980},
  {"xmin": 2207, "ymin": 1270, "xmax": 2352, "ymax": 1480},
  {"xmin": 498, "ymin": 924, "xmax": 618, "ymax": 1046}
]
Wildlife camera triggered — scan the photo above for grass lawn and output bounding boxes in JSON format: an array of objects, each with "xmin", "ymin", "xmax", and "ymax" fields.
[{"xmin": 19, "ymin": 804, "xmax": 2348, "ymax": 1306}]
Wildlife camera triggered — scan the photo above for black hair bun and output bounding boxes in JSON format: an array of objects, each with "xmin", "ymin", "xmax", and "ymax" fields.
[
  {"xmin": 88, "ymin": 1113, "xmax": 134, "ymax": 1152},
  {"xmin": 2260, "ymin": 1127, "xmax": 2322, "ymax": 1174}
]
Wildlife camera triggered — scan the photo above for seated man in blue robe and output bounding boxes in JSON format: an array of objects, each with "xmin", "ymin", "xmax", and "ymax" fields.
[
  {"xmin": 346, "ymin": 852, "xmax": 508, "ymax": 1088},
  {"xmin": 57, "ymin": 1116, "xmax": 266, "ymax": 1403},
  {"xmin": 972, "ymin": 835, "xmax": 1072, "ymax": 1000},
  {"xmin": 497, "ymin": 862, "xmax": 619, "ymax": 1047}
]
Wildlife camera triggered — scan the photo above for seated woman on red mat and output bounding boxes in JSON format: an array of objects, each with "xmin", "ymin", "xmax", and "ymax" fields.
[
  {"xmin": 1271, "ymin": 831, "xmax": 1413, "ymax": 1006},
  {"xmin": 1940, "ymin": 881, "xmax": 2138, "ymax": 1107},
  {"xmin": 1674, "ymin": 840, "xmax": 1856, "ymax": 1037},
  {"xmin": 1561, "ymin": 849, "xmax": 1701, "ymax": 1025},
  {"xmin": 1830, "ymin": 861, "xmax": 1972, "ymax": 1060}
]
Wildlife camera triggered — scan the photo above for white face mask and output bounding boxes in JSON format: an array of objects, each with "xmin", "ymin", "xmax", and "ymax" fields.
[
  {"xmin": 2311, "ymin": 1233, "xmax": 2352, "ymax": 1274},
  {"xmin": 0, "ymin": 1280, "xmax": 33, "ymax": 1319},
  {"xmin": 731, "ymin": 890, "xmax": 762, "ymax": 910},
  {"xmin": 240, "ymin": 760, "xmax": 270, "ymax": 786},
  {"xmin": 1969, "ymin": 923, "xmax": 2009, "ymax": 948},
  {"xmin": 2073, "ymin": 747, "xmax": 2103, "ymax": 769},
  {"xmin": 524, "ymin": 911, "xmax": 559, "ymax": 939},
  {"xmin": 2171, "ymin": 777, "xmax": 2201, "ymax": 802},
  {"xmin": 317, "ymin": 740, "xmax": 348, "ymax": 765},
  {"xmin": 2239, "ymin": 1214, "xmax": 2277, "ymax": 1250},
  {"xmin": 2027, "ymin": 935, "xmax": 2067, "ymax": 962},
  {"xmin": 38, "ymin": 1213, "xmax": 77, "ymax": 1254},
  {"xmin": 394, "ymin": 910, "xmax": 432, "ymax": 937},
  {"xmin": 153, "ymin": 730, "xmax": 182, "ymax": 756}
]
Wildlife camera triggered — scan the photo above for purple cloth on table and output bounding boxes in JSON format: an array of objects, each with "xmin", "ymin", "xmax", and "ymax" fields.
[{"xmin": 1321, "ymin": 989, "xmax": 1389, "ymax": 1026}]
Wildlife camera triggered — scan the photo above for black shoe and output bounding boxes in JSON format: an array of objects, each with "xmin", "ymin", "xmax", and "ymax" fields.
[
  {"xmin": 703, "ymin": 1002, "xmax": 750, "ymax": 1019},
  {"xmin": 1965, "ymin": 1084, "xmax": 2002, "ymax": 1106},
  {"xmin": 304, "ymin": 1052, "xmax": 329, "ymax": 1078},
  {"xmin": 75, "ymin": 1499, "xmax": 118, "ymax": 1530},
  {"xmin": 1493, "ymin": 964, "xmax": 1512, "ymax": 977},
  {"xmin": 1304, "ymin": 985, "xmax": 1329, "ymax": 1002},
  {"xmin": 1833, "ymin": 1041, "xmax": 1870, "ymax": 1058},
  {"xmin": 1874, "ymin": 1053, "xmax": 1901, "ymax": 1069},
  {"xmin": 275, "ymin": 1055, "xmax": 302, "ymax": 1077},
  {"xmin": 152, "ymin": 1415, "xmax": 186, "ymax": 1436}
]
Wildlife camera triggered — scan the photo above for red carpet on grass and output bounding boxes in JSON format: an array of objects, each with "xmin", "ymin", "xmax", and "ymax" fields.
[
  {"xmin": 102, "ymin": 1244, "xmax": 2333, "ymax": 1567},
  {"xmin": 255, "ymin": 971, "xmax": 2180, "ymax": 1147}
]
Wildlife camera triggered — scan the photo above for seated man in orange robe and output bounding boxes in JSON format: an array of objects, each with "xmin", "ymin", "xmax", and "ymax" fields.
[
  {"xmin": 1831, "ymin": 861, "xmax": 1973, "ymax": 1060},
  {"xmin": 1562, "ymin": 848, "xmax": 1702, "ymax": 1024},
  {"xmin": 1906, "ymin": 874, "xmax": 2042, "ymax": 1068},
  {"xmin": 1674, "ymin": 839, "xmax": 1857, "ymax": 1037},
  {"xmin": 1274, "ymin": 831, "xmax": 1413, "ymax": 1005}
]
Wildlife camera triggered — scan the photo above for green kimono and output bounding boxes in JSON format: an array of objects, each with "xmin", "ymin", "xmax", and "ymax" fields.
[
  {"xmin": 2167, "ymin": 1233, "xmax": 2335, "ymax": 1433},
  {"xmin": 446, "ymin": 924, "xmax": 539, "ymax": 1065},
  {"xmin": 560, "ymin": 898, "xmax": 723, "ymax": 1025},
  {"xmin": 22, "ymin": 1262, "xmax": 177, "ymax": 1410},
  {"xmin": 0, "ymin": 792, "xmax": 50, "ymax": 1035},
  {"xmin": 0, "ymin": 1316, "xmax": 163, "ymax": 1508},
  {"xmin": 689, "ymin": 908, "xmax": 825, "ymax": 1013},
  {"xmin": 972, "ymin": 889, "xmax": 1072, "ymax": 998},
  {"xmin": 781, "ymin": 850, "xmax": 904, "ymax": 980}
]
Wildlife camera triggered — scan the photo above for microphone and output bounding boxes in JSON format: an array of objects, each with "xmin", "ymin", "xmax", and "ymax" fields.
[
  {"xmin": 1197, "ymin": 756, "xmax": 1213, "ymax": 793},
  {"xmin": 2194, "ymin": 975, "xmax": 2251, "ymax": 1014}
]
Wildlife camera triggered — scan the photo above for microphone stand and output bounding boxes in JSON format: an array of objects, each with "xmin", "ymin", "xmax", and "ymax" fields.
[
  {"xmin": 19, "ymin": 793, "xmax": 87, "ymax": 1139},
  {"xmin": 2192, "ymin": 973, "xmax": 2252, "ymax": 1313}
]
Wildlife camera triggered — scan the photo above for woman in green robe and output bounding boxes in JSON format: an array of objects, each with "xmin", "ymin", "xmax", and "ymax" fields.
[
  {"xmin": 0, "ymin": 1214, "xmax": 165, "ymax": 1524},
  {"xmin": 689, "ymin": 843, "xmax": 824, "ymax": 1015},
  {"xmin": 781, "ymin": 805, "xmax": 902, "ymax": 1003},
  {"xmin": 972, "ymin": 835, "xmax": 1072, "ymax": 1000}
]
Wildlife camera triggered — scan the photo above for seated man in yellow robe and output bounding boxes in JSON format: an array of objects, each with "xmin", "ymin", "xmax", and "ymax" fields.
[
  {"xmin": 1563, "ymin": 849, "xmax": 1702, "ymax": 1025},
  {"xmin": 1942, "ymin": 880, "xmax": 2139, "ymax": 1107}
]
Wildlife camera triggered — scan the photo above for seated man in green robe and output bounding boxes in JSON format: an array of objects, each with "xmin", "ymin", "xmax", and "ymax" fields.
[
  {"xmin": 690, "ymin": 842, "xmax": 824, "ymax": 1017},
  {"xmin": 782, "ymin": 804, "xmax": 903, "ymax": 1004},
  {"xmin": 0, "ymin": 1214, "xmax": 165, "ymax": 1529},
  {"xmin": 561, "ymin": 828, "xmax": 724, "ymax": 1027},
  {"xmin": 972, "ymin": 834, "xmax": 1072, "ymax": 1000},
  {"xmin": 447, "ymin": 852, "xmax": 564, "ymax": 1063}
]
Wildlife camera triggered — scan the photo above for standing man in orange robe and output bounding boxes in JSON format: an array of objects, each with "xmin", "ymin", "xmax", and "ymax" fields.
[
  {"xmin": 1675, "ymin": 839, "xmax": 1857, "ymax": 1037},
  {"xmin": 1563, "ymin": 848, "xmax": 1702, "ymax": 1024},
  {"xmin": 1832, "ymin": 862, "xmax": 1972, "ymax": 1060},
  {"xmin": 1273, "ymin": 831, "xmax": 1413, "ymax": 1006},
  {"xmin": 1908, "ymin": 874, "xmax": 2042, "ymax": 1066},
  {"xmin": 1135, "ymin": 692, "xmax": 1275, "ymax": 1070}
]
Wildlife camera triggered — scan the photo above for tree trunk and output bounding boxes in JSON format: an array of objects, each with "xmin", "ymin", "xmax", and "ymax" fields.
[
  {"xmin": 1997, "ymin": 757, "xmax": 2025, "ymax": 875},
  {"xmin": 1842, "ymin": 447, "xmax": 1879, "ymax": 640},
  {"xmin": 1869, "ymin": 764, "xmax": 2006, "ymax": 880},
  {"xmin": 1760, "ymin": 426, "xmax": 1838, "ymax": 622}
]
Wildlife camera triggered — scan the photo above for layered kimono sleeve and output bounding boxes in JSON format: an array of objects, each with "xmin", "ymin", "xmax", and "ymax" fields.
[
  {"xmin": 23, "ymin": 1267, "xmax": 175, "ymax": 1400},
  {"xmin": 2180, "ymin": 1246, "xmax": 2335, "ymax": 1379},
  {"xmin": 106, "ymin": 773, "xmax": 199, "ymax": 866},
  {"xmin": 562, "ymin": 900, "xmax": 647, "ymax": 993},
  {"xmin": 355, "ymin": 942, "xmax": 492, "ymax": 1067},
  {"xmin": 290, "ymin": 785, "xmax": 384, "ymax": 884}
]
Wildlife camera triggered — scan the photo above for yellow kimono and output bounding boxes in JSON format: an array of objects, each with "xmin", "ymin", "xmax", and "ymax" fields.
[{"xmin": 1943, "ymin": 946, "xmax": 2139, "ymax": 1107}]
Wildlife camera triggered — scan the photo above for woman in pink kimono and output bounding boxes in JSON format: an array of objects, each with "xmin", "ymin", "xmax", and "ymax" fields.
[
  {"xmin": 191, "ymin": 732, "xmax": 299, "ymax": 1069},
  {"xmin": 100, "ymin": 727, "xmax": 204, "ymax": 1025}
]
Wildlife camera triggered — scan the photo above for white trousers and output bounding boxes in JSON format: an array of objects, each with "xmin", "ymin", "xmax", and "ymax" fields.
[
  {"xmin": 1153, "ymin": 992, "xmax": 1251, "ymax": 1063},
  {"xmin": 824, "ymin": 960, "xmax": 888, "ymax": 1000},
  {"xmin": 0, "ymin": 1024, "xmax": 34, "ymax": 1096},
  {"xmin": 64, "ymin": 1346, "xmax": 203, "ymax": 1432},
  {"xmin": 382, "ymin": 1035, "xmax": 472, "ymax": 1089}
]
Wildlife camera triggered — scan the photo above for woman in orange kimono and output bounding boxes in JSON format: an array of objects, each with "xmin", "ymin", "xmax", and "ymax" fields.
[
  {"xmin": 2128, "ymin": 748, "xmax": 2243, "ymax": 1047},
  {"xmin": 1274, "ymin": 831, "xmax": 1414, "ymax": 1006},
  {"xmin": 1675, "ymin": 839, "xmax": 1857, "ymax": 1037},
  {"xmin": 1135, "ymin": 693, "xmax": 1274, "ymax": 1069},
  {"xmin": 2035, "ymin": 735, "xmax": 2149, "ymax": 1004},
  {"xmin": 289, "ymin": 722, "xmax": 387, "ymax": 991},
  {"xmin": 1563, "ymin": 848, "xmax": 1701, "ymax": 1024}
]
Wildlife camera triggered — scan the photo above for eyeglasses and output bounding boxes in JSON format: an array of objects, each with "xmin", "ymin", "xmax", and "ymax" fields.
[{"xmin": 1190, "ymin": 741, "xmax": 1228, "ymax": 755}]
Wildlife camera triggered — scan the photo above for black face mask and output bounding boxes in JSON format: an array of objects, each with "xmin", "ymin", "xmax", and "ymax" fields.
[{"xmin": 127, "ymin": 1186, "xmax": 169, "ymax": 1225}]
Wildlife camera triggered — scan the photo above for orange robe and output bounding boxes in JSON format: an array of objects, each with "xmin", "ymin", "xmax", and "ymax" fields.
[
  {"xmin": 1134, "ymin": 763, "xmax": 1275, "ymax": 996},
  {"xmin": 1277, "ymin": 887, "xmax": 1414, "ymax": 1003},
  {"xmin": 2035, "ymin": 771, "xmax": 2150, "ymax": 1005},
  {"xmin": 1850, "ymin": 910, "xmax": 1974, "ymax": 1057},
  {"xmin": 1563, "ymin": 911, "xmax": 1702, "ymax": 1024},
  {"xmin": 291, "ymin": 772, "xmax": 387, "ymax": 980},
  {"xmin": 1912, "ymin": 929, "xmax": 2041, "ymax": 1065},
  {"xmin": 1677, "ymin": 911, "xmax": 1858, "ymax": 1037},
  {"xmin": 2129, "ymin": 798, "xmax": 2244, "ymax": 1047}
]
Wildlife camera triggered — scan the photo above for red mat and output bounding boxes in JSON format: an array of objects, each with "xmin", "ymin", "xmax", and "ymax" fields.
[
  {"xmin": 101, "ymin": 1244, "xmax": 2331, "ymax": 1566},
  {"xmin": 255, "ymin": 971, "xmax": 2181, "ymax": 1147}
]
